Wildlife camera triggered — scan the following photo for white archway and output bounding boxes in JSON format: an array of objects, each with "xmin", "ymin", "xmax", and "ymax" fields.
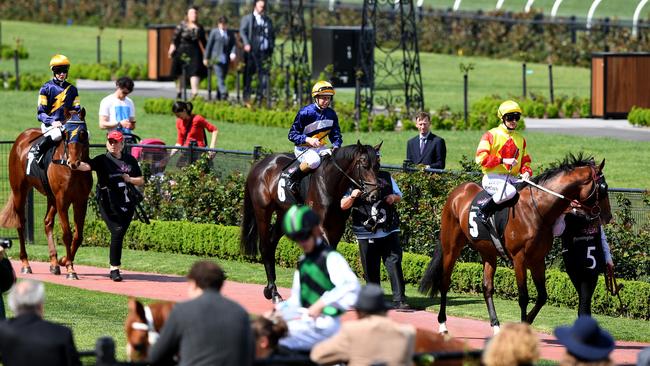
[
  {"xmin": 551, "ymin": 0, "xmax": 564, "ymax": 18},
  {"xmin": 453, "ymin": 0, "xmax": 462, "ymax": 11},
  {"xmin": 524, "ymin": 0, "xmax": 535, "ymax": 13},
  {"xmin": 586, "ymin": 0, "xmax": 603, "ymax": 30},
  {"xmin": 496, "ymin": 0, "xmax": 505, "ymax": 10},
  {"xmin": 633, "ymin": 0, "xmax": 649, "ymax": 38}
]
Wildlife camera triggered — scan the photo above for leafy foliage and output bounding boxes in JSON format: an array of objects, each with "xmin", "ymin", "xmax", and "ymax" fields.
[{"xmin": 627, "ymin": 106, "xmax": 650, "ymax": 127}]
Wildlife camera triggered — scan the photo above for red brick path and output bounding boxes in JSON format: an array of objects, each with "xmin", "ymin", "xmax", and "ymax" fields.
[{"xmin": 12, "ymin": 260, "xmax": 648, "ymax": 365}]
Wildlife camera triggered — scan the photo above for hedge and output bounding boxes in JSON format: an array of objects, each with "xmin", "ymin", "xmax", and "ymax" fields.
[
  {"xmin": 81, "ymin": 219, "xmax": 650, "ymax": 320},
  {"xmin": 627, "ymin": 106, "xmax": 650, "ymax": 127}
]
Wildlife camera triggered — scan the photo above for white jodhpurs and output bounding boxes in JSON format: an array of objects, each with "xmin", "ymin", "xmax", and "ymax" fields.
[
  {"xmin": 294, "ymin": 146, "xmax": 332, "ymax": 170},
  {"xmin": 278, "ymin": 312, "xmax": 340, "ymax": 351},
  {"xmin": 41, "ymin": 124, "xmax": 63, "ymax": 142},
  {"xmin": 482, "ymin": 174, "xmax": 518, "ymax": 204}
]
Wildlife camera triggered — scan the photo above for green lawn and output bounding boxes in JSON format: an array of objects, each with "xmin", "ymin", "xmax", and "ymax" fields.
[
  {"xmin": 12, "ymin": 244, "xmax": 650, "ymax": 343},
  {"xmin": 0, "ymin": 19, "xmax": 592, "ymax": 110},
  {"xmin": 1, "ymin": 90, "xmax": 648, "ymax": 188}
]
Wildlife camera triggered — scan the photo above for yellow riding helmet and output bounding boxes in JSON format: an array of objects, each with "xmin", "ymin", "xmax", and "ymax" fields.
[
  {"xmin": 497, "ymin": 100, "xmax": 523, "ymax": 119},
  {"xmin": 311, "ymin": 81, "xmax": 335, "ymax": 98},
  {"xmin": 49, "ymin": 54, "xmax": 71, "ymax": 69}
]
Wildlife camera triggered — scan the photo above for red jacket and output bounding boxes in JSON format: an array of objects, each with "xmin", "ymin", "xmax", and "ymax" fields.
[{"xmin": 175, "ymin": 114, "xmax": 217, "ymax": 147}]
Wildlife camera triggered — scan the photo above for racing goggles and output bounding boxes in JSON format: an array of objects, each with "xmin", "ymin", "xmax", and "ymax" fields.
[
  {"xmin": 52, "ymin": 65, "xmax": 70, "ymax": 75},
  {"xmin": 503, "ymin": 113, "xmax": 521, "ymax": 122}
]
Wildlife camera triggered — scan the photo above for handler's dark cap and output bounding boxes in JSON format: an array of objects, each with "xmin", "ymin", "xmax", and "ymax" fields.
[
  {"xmin": 554, "ymin": 316, "xmax": 615, "ymax": 362},
  {"xmin": 354, "ymin": 284, "xmax": 392, "ymax": 313}
]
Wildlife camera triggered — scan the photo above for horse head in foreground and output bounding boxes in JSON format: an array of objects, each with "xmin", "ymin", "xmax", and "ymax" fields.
[{"xmin": 125, "ymin": 298, "xmax": 175, "ymax": 361}]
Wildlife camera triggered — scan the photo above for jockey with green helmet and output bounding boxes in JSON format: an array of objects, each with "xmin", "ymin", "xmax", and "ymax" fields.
[
  {"xmin": 286, "ymin": 81, "xmax": 343, "ymax": 195},
  {"xmin": 474, "ymin": 100, "xmax": 532, "ymax": 223},
  {"xmin": 276, "ymin": 205, "xmax": 359, "ymax": 351},
  {"xmin": 28, "ymin": 54, "xmax": 81, "ymax": 169}
]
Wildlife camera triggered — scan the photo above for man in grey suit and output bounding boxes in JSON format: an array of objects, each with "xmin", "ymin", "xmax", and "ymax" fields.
[
  {"xmin": 149, "ymin": 261, "xmax": 254, "ymax": 366},
  {"xmin": 204, "ymin": 17, "xmax": 237, "ymax": 100},
  {"xmin": 239, "ymin": 0, "xmax": 275, "ymax": 103},
  {"xmin": 406, "ymin": 111, "xmax": 447, "ymax": 169}
]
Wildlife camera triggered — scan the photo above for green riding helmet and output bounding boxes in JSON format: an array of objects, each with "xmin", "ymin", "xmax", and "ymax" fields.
[{"xmin": 283, "ymin": 205, "xmax": 320, "ymax": 241}]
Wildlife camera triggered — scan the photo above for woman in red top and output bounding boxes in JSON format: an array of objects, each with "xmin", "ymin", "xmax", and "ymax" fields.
[{"xmin": 172, "ymin": 101, "xmax": 218, "ymax": 153}]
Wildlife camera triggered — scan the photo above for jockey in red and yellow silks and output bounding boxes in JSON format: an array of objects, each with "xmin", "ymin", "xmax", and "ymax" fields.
[{"xmin": 474, "ymin": 100, "xmax": 532, "ymax": 223}]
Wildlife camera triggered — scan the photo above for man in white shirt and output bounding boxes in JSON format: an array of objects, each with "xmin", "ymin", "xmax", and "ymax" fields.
[
  {"xmin": 99, "ymin": 77, "xmax": 136, "ymax": 136},
  {"xmin": 276, "ymin": 205, "xmax": 360, "ymax": 351}
]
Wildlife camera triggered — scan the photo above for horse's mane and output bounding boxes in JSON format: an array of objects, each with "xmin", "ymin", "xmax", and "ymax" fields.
[
  {"xmin": 328, "ymin": 143, "xmax": 378, "ymax": 167},
  {"xmin": 532, "ymin": 152, "xmax": 594, "ymax": 185}
]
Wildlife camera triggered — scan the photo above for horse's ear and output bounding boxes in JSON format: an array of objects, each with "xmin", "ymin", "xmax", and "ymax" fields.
[
  {"xmin": 79, "ymin": 107, "xmax": 86, "ymax": 121},
  {"xmin": 598, "ymin": 158, "xmax": 606, "ymax": 173},
  {"xmin": 128, "ymin": 297, "xmax": 146, "ymax": 320},
  {"xmin": 356, "ymin": 140, "xmax": 362, "ymax": 148},
  {"xmin": 63, "ymin": 108, "xmax": 71, "ymax": 122},
  {"xmin": 373, "ymin": 141, "xmax": 383, "ymax": 151}
]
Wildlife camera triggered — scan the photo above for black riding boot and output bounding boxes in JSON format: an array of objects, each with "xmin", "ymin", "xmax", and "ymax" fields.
[
  {"xmin": 477, "ymin": 198, "xmax": 498, "ymax": 224},
  {"xmin": 29, "ymin": 135, "xmax": 56, "ymax": 167},
  {"xmin": 287, "ymin": 167, "xmax": 308, "ymax": 196}
]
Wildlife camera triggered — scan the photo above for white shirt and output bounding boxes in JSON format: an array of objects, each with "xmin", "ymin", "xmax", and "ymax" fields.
[{"xmin": 99, "ymin": 93, "xmax": 135, "ymax": 133}]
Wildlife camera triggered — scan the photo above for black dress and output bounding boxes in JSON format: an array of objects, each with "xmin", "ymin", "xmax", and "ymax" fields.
[{"xmin": 171, "ymin": 21, "xmax": 208, "ymax": 79}]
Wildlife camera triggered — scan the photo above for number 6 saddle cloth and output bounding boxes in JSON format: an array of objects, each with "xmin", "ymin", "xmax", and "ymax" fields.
[{"xmin": 468, "ymin": 190, "xmax": 519, "ymax": 260}]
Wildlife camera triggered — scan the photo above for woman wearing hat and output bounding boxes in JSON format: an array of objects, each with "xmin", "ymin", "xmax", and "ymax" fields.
[
  {"xmin": 78, "ymin": 131, "xmax": 144, "ymax": 282},
  {"xmin": 555, "ymin": 316, "xmax": 615, "ymax": 366}
]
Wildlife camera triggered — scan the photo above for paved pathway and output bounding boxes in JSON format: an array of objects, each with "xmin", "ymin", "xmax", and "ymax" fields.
[{"xmin": 11, "ymin": 260, "xmax": 648, "ymax": 365}]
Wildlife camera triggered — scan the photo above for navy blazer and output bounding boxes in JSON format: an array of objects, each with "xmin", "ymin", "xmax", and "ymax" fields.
[{"xmin": 406, "ymin": 133, "xmax": 446, "ymax": 169}]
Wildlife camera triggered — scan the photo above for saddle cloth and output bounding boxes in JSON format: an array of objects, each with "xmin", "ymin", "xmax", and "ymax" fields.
[
  {"xmin": 278, "ymin": 160, "xmax": 312, "ymax": 205},
  {"xmin": 27, "ymin": 137, "xmax": 58, "ymax": 198},
  {"xmin": 467, "ymin": 190, "xmax": 519, "ymax": 242}
]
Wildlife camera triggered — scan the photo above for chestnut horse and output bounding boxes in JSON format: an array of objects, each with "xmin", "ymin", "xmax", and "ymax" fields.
[
  {"xmin": 420, "ymin": 154, "xmax": 612, "ymax": 334},
  {"xmin": 0, "ymin": 109, "xmax": 92, "ymax": 279},
  {"xmin": 125, "ymin": 298, "xmax": 175, "ymax": 362},
  {"xmin": 241, "ymin": 142, "xmax": 381, "ymax": 302}
]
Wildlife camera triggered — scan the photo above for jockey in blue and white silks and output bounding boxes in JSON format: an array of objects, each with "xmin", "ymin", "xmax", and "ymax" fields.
[
  {"xmin": 28, "ymin": 54, "xmax": 81, "ymax": 169},
  {"xmin": 286, "ymin": 81, "xmax": 342, "ymax": 194}
]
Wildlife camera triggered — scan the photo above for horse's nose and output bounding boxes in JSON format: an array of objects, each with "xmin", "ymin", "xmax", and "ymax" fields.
[
  {"xmin": 68, "ymin": 160, "xmax": 80, "ymax": 169},
  {"xmin": 368, "ymin": 191, "xmax": 378, "ymax": 202}
]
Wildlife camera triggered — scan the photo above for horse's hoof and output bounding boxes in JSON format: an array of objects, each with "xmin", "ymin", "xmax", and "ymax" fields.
[
  {"xmin": 66, "ymin": 272, "xmax": 79, "ymax": 280},
  {"xmin": 263, "ymin": 287, "xmax": 273, "ymax": 300},
  {"xmin": 50, "ymin": 265, "xmax": 61, "ymax": 275},
  {"xmin": 272, "ymin": 294, "xmax": 284, "ymax": 304},
  {"xmin": 21, "ymin": 266, "xmax": 32, "ymax": 274}
]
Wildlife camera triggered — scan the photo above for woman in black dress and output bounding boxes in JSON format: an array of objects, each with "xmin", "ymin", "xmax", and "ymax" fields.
[{"xmin": 168, "ymin": 6, "xmax": 207, "ymax": 99}]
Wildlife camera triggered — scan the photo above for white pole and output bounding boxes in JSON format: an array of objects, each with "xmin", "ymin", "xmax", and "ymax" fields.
[
  {"xmin": 453, "ymin": 0, "xmax": 462, "ymax": 11},
  {"xmin": 417, "ymin": 0, "xmax": 424, "ymax": 7},
  {"xmin": 551, "ymin": 0, "xmax": 563, "ymax": 18},
  {"xmin": 524, "ymin": 0, "xmax": 535, "ymax": 13},
  {"xmin": 586, "ymin": 0, "xmax": 603, "ymax": 30},
  {"xmin": 633, "ymin": 0, "xmax": 649, "ymax": 38},
  {"xmin": 496, "ymin": 0, "xmax": 505, "ymax": 10}
]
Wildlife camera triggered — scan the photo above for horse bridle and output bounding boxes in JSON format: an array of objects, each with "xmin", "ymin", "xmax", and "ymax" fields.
[
  {"xmin": 52, "ymin": 122, "xmax": 88, "ymax": 166},
  {"xmin": 130, "ymin": 305, "xmax": 160, "ymax": 351},
  {"xmin": 330, "ymin": 154, "xmax": 379, "ymax": 199}
]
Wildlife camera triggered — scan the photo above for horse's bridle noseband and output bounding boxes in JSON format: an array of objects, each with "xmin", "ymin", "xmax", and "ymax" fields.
[
  {"xmin": 52, "ymin": 122, "xmax": 89, "ymax": 167},
  {"xmin": 130, "ymin": 305, "xmax": 160, "ymax": 352},
  {"xmin": 330, "ymin": 154, "xmax": 379, "ymax": 199}
]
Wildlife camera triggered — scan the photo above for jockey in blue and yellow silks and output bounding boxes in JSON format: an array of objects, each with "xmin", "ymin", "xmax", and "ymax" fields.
[
  {"xmin": 286, "ymin": 81, "xmax": 343, "ymax": 195},
  {"xmin": 474, "ymin": 100, "xmax": 532, "ymax": 224},
  {"xmin": 28, "ymin": 54, "xmax": 81, "ymax": 168}
]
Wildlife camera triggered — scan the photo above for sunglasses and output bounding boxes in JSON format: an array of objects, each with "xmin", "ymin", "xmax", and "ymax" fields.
[
  {"xmin": 52, "ymin": 67, "xmax": 69, "ymax": 75},
  {"xmin": 108, "ymin": 139, "xmax": 122, "ymax": 145},
  {"xmin": 504, "ymin": 113, "xmax": 521, "ymax": 122}
]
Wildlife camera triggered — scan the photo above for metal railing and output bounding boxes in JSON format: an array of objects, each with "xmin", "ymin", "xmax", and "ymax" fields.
[{"xmin": 0, "ymin": 142, "xmax": 647, "ymax": 244}]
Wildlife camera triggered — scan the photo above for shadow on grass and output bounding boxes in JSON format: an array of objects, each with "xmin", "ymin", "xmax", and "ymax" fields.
[
  {"xmin": 406, "ymin": 293, "xmax": 484, "ymax": 311},
  {"xmin": 81, "ymin": 272, "xmax": 187, "ymax": 283}
]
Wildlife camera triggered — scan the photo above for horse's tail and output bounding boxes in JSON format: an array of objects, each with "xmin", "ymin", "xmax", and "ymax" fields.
[
  {"xmin": 240, "ymin": 184, "xmax": 259, "ymax": 257},
  {"xmin": 0, "ymin": 193, "xmax": 19, "ymax": 229},
  {"xmin": 418, "ymin": 236, "xmax": 444, "ymax": 297}
]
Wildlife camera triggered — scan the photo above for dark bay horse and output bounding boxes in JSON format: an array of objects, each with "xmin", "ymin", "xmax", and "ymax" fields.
[
  {"xmin": 419, "ymin": 154, "xmax": 612, "ymax": 334},
  {"xmin": 241, "ymin": 142, "xmax": 381, "ymax": 302},
  {"xmin": 0, "ymin": 109, "xmax": 92, "ymax": 279}
]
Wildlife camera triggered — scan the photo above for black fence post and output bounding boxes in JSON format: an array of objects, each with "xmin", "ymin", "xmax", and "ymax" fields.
[
  {"xmin": 354, "ymin": 74, "xmax": 361, "ymax": 129},
  {"xmin": 94, "ymin": 337, "xmax": 116, "ymax": 366},
  {"xmin": 189, "ymin": 140, "xmax": 197, "ymax": 164},
  {"xmin": 118, "ymin": 38, "xmax": 123, "ymax": 67},
  {"xmin": 96, "ymin": 35, "xmax": 101, "ymax": 64},
  {"xmin": 26, "ymin": 189, "xmax": 34, "ymax": 244},
  {"xmin": 207, "ymin": 66, "xmax": 212, "ymax": 101},
  {"xmin": 463, "ymin": 73, "xmax": 468, "ymax": 127},
  {"xmin": 522, "ymin": 62, "xmax": 527, "ymax": 98},
  {"xmin": 253, "ymin": 145, "xmax": 262, "ymax": 160},
  {"xmin": 548, "ymin": 63, "xmax": 554, "ymax": 104},
  {"xmin": 236, "ymin": 70, "xmax": 241, "ymax": 103},
  {"xmin": 402, "ymin": 159, "xmax": 412, "ymax": 172},
  {"xmin": 13, "ymin": 49, "xmax": 19, "ymax": 91},
  {"xmin": 570, "ymin": 15, "xmax": 577, "ymax": 44}
]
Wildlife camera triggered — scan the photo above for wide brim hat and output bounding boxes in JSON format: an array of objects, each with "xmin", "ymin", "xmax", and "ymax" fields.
[
  {"xmin": 354, "ymin": 284, "xmax": 393, "ymax": 313},
  {"xmin": 554, "ymin": 316, "xmax": 615, "ymax": 361}
]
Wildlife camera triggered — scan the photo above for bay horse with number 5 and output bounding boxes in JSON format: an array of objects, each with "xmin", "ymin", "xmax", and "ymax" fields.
[
  {"xmin": 0, "ymin": 109, "xmax": 92, "ymax": 279},
  {"xmin": 419, "ymin": 154, "xmax": 612, "ymax": 334},
  {"xmin": 241, "ymin": 142, "xmax": 381, "ymax": 302}
]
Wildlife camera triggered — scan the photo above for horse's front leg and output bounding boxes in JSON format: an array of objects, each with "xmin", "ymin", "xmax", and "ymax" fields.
[
  {"xmin": 526, "ymin": 261, "xmax": 548, "ymax": 324},
  {"xmin": 70, "ymin": 199, "xmax": 88, "ymax": 262},
  {"xmin": 43, "ymin": 199, "xmax": 60, "ymax": 275},
  {"xmin": 56, "ymin": 201, "xmax": 78, "ymax": 280},
  {"xmin": 482, "ymin": 256, "xmax": 500, "ymax": 334},
  {"xmin": 513, "ymin": 255, "xmax": 529, "ymax": 322}
]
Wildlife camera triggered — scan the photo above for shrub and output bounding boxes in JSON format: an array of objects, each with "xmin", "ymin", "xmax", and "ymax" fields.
[
  {"xmin": 0, "ymin": 44, "xmax": 29, "ymax": 60},
  {"xmin": 82, "ymin": 219, "xmax": 650, "ymax": 319},
  {"xmin": 628, "ymin": 106, "xmax": 650, "ymax": 127}
]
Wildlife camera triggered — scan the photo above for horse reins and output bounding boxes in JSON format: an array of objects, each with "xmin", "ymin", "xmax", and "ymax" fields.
[
  {"xmin": 330, "ymin": 155, "xmax": 378, "ymax": 199},
  {"xmin": 131, "ymin": 305, "xmax": 160, "ymax": 346}
]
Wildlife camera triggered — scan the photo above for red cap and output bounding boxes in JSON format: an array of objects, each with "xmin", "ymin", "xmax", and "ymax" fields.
[{"xmin": 107, "ymin": 130, "xmax": 124, "ymax": 142}]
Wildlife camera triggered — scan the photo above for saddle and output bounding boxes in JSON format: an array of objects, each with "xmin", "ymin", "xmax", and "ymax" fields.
[
  {"xmin": 278, "ymin": 160, "xmax": 312, "ymax": 204},
  {"xmin": 467, "ymin": 190, "xmax": 519, "ymax": 260},
  {"xmin": 26, "ymin": 137, "xmax": 59, "ymax": 198}
]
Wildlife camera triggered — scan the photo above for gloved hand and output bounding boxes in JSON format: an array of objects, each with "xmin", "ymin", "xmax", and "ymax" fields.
[
  {"xmin": 520, "ymin": 172, "xmax": 531, "ymax": 181},
  {"xmin": 502, "ymin": 157, "xmax": 517, "ymax": 166}
]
